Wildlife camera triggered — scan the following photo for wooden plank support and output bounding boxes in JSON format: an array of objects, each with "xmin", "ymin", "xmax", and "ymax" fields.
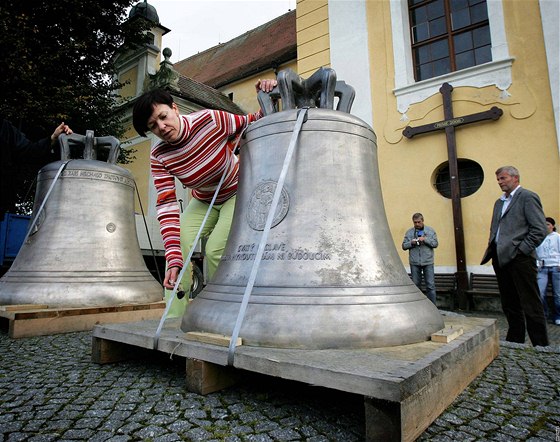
[
  {"xmin": 92, "ymin": 336, "xmax": 141, "ymax": 364},
  {"xmin": 0, "ymin": 304, "xmax": 49, "ymax": 311},
  {"xmin": 185, "ymin": 331, "xmax": 242, "ymax": 347},
  {"xmin": 92, "ymin": 316, "xmax": 500, "ymax": 441},
  {"xmin": 0, "ymin": 301, "xmax": 165, "ymax": 338},
  {"xmin": 431, "ymin": 326, "xmax": 464, "ymax": 343},
  {"xmin": 186, "ymin": 358, "xmax": 239, "ymax": 395},
  {"xmin": 365, "ymin": 326, "xmax": 499, "ymax": 441}
]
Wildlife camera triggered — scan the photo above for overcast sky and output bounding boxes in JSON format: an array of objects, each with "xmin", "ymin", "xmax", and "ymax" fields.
[{"xmin": 145, "ymin": 0, "xmax": 296, "ymax": 62}]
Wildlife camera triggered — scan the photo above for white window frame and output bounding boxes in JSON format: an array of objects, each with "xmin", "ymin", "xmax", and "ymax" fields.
[{"xmin": 390, "ymin": 0, "xmax": 514, "ymax": 115}]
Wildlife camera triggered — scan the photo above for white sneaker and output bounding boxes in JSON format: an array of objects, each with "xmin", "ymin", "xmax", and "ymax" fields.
[{"xmin": 555, "ymin": 319, "xmax": 560, "ymax": 326}]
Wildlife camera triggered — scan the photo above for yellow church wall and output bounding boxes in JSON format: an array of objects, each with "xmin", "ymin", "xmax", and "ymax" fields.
[
  {"xmin": 501, "ymin": 0, "xmax": 560, "ymax": 217},
  {"xmin": 297, "ymin": 0, "xmax": 328, "ymax": 25},
  {"xmin": 120, "ymin": 137, "xmax": 152, "ymax": 213},
  {"xmin": 364, "ymin": 0, "xmax": 559, "ymax": 271},
  {"xmin": 119, "ymin": 65, "xmax": 139, "ymax": 101},
  {"xmin": 296, "ymin": 0, "xmax": 330, "ymax": 77},
  {"xmin": 299, "ymin": 34, "xmax": 330, "ymax": 62},
  {"xmin": 299, "ymin": 50, "xmax": 331, "ymax": 77},
  {"xmin": 297, "ymin": 17, "xmax": 329, "ymax": 45},
  {"xmin": 121, "ymin": 125, "xmax": 137, "ymax": 143}
]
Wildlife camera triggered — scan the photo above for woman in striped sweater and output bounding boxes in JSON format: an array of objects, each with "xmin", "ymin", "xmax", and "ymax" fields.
[{"xmin": 132, "ymin": 82, "xmax": 276, "ymax": 316}]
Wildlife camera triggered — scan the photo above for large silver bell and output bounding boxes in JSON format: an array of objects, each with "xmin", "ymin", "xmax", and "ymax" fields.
[
  {"xmin": 182, "ymin": 69, "xmax": 444, "ymax": 349},
  {"xmin": 0, "ymin": 131, "xmax": 163, "ymax": 307}
]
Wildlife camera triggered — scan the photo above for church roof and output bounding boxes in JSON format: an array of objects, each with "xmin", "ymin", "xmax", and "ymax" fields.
[
  {"xmin": 174, "ymin": 76, "xmax": 244, "ymax": 114},
  {"xmin": 173, "ymin": 10, "xmax": 296, "ymax": 88},
  {"xmin": 146, "ymin": 48, "xmax": 244, "ymax": 114}
]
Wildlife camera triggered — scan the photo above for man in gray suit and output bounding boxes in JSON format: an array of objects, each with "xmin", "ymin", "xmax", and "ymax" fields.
[{"xmin": 481, "ymin": 166, "xmax": 549, "ymax": 346}]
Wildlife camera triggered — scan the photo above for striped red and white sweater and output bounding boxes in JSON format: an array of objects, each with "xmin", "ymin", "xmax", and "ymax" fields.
[{"xmin": 151, "ymin": 108, "xmax": 263, "ymax": 270}]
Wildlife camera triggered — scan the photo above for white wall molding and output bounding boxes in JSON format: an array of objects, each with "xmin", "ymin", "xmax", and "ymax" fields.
[{"xmin": 328, "ymin": 0, "xmax": 374, "ymax": 125}]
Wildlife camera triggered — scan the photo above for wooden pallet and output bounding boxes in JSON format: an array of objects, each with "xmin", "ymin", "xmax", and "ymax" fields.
[
  {"xmin": 0, "ymin": 301, "xmax": 165, "ymax": 338},
  {"xmin": 92, "ymin": 315, "xmax": 499, "ymax": 441}
]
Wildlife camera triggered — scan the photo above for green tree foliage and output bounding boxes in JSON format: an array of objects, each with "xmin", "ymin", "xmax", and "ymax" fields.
[{"xmin": 0, "ymin": 0, "xmax": 153, "ymax": 214}]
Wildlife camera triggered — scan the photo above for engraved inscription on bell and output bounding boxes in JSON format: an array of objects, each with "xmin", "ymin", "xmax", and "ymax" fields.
[
  {"xmin": 221, "ymin": 241, "xmax": 331, "ymax": 262},
  {"xmin": 61, "ymin": 169, "xmax": 135, "ymax": 187},
  {"xmin": 246, "ymin": 181, "xmax": 289, "ymax": 231}
]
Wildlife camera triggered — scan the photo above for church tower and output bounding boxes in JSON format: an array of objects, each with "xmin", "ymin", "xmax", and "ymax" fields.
[{"xmin": 115, "ymin": 0, "xmax": 171, "ymax": 100}]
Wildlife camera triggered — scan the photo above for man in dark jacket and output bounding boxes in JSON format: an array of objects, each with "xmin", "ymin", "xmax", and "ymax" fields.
[
  {"xmin": 0, "ymin": 117, "xmax": 72, "ymax": 221},
  {"xmin": 481, "ymin": 165, "xmax": 548, "ymax": 346}
]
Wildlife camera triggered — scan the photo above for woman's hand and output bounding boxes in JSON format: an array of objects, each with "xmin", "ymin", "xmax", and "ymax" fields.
[
  {"xmin": 164, "ymin": 266, "xmax": 180, "ymax": 290},
  {"xmin": 255, "ymin": 78, "xmax": 278, "ymax": 93}
]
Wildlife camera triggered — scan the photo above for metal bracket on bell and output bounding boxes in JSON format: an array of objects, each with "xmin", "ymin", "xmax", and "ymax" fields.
[{"xmin": 59, "ymin": 131, "xmax": 120, "ymax": 164}]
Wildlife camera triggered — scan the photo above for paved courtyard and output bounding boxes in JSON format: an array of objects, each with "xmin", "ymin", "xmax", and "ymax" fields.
[{"xmin": 1, "ymin": 311, "xmax": 559, "ymax": 441}]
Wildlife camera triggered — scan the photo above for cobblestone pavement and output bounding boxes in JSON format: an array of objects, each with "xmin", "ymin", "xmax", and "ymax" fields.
[{"xmin": 1, "ymin": 312, "xmax": 559, "ymax": 441}]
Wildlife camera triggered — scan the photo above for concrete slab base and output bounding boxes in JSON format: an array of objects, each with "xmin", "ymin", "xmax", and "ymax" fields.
[{"xmin": 92, "ymin": 316, "xmax": 499, "ymax": 442}]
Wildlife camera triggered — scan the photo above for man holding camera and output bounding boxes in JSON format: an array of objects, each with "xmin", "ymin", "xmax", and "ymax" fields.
[{"xmin": 402, "ymin": 213, "xmax": 439, "ymax": 304}]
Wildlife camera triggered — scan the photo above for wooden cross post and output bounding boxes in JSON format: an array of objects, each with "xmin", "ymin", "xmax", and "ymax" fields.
[{"xmin": 402, "ymin": 82, "xmax": 503, "ymax": 309}]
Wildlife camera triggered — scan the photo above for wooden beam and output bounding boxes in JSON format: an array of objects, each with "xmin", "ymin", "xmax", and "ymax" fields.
[
  {"xmin": 0, "ymin": 301, "xmax": 165, "ymax": 338},
  {"xmin": 0, "ymin": 304, "xmax": 49, "ymax": 311},
  {"xmin": 431, "ymin": 326, "xmax": 464, "ymax": 343},
  {"xmin": 185, "ymin": 331, "xmax": 242, "ymax": 347},
  {"xmin": 92, "ymin": 337, "xmax": 140, "ymax": 364},
  {"xmin": 186, "ymin": 358, "xmax": 239, "ymax": 395}
]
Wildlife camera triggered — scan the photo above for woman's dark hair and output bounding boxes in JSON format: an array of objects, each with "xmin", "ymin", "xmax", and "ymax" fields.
[
  {"xmin": 545, "ymin": 217, "xmax": 556, "ymax": 232},
  {"xmin": 132, "ymin": 89, "xmax": 175, "ymax": 137}
]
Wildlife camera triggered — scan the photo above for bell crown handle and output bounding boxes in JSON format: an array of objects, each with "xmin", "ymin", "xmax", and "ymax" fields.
[
  {"xmin": 334, "ymin": 81, "xmax": 355, "ymax": 114},
  {"xmin": 59, "ymin": 132, "xmax": 120, "ymax": 164},
  {"xmin": 257, "ymin": 88, "xmax": 281, "ymax": 117},
  {"xmin": 257, "ymin": 68, "xmax": 355, "ymax": 116}
]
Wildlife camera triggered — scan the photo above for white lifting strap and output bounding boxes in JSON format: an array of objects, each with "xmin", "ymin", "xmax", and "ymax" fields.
[{"xmin": 226, "ymin": 108, "xmax": 309, "ymax": 366}]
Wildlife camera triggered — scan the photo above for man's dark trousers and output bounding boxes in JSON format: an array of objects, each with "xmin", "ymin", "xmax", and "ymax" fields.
[{"xmin": 493, "ymin": 247, "xmax": 549, "ymax": 346}]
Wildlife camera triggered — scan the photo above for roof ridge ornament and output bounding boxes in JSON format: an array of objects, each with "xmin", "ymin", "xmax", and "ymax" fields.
[{"xmin": 147, "ymin": 48, "xmax": 179, "ymax": 91}]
